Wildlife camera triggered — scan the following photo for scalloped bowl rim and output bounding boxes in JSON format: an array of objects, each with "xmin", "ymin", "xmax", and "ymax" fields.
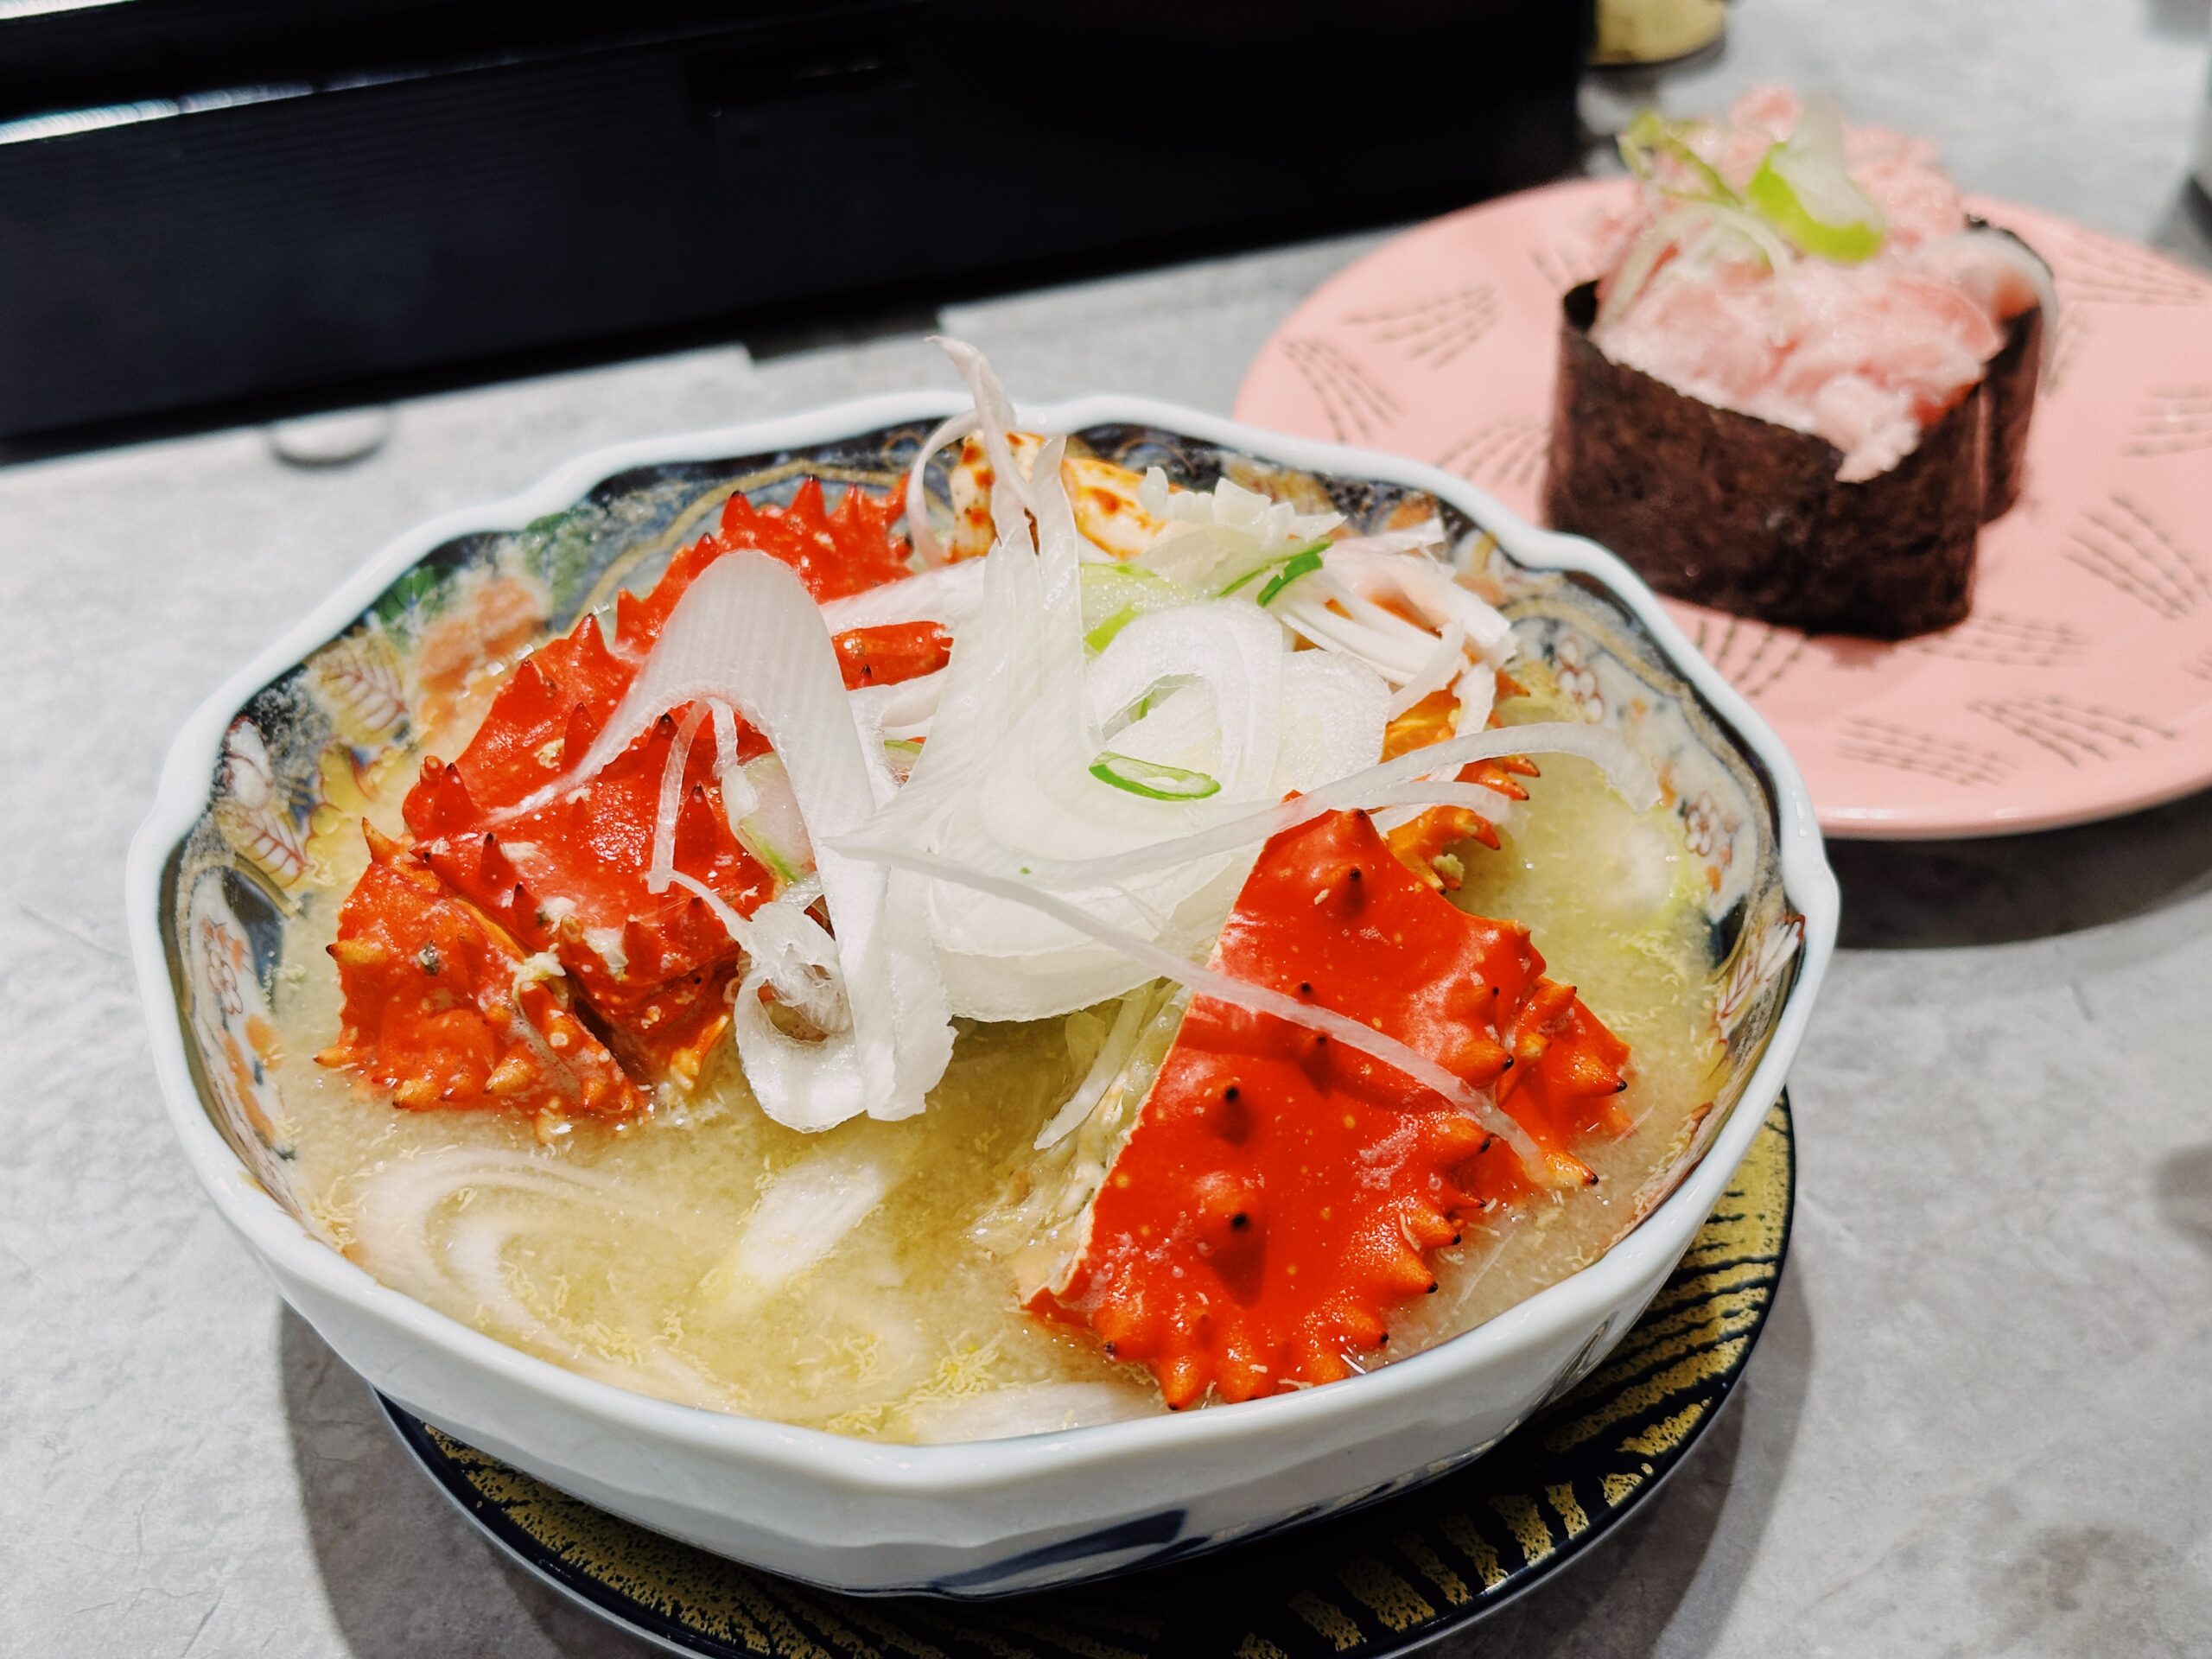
[{"xmin": 127, "ymin": 388, "xmax": 1837, "ymax": 1498}]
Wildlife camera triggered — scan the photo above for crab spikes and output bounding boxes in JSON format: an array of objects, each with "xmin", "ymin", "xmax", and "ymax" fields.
[
  {"xmin": 1031, "ymin": 810, "xmax": 1638, "ymax": 1409},
  {"xmin": 318, "ymin": 822, "xmax": 644, "ymax": 1121}
]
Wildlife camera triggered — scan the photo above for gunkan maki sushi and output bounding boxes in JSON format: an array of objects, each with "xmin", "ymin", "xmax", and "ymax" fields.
[{"xmin": 1544, "ymin": 88, "xmax": 2053, "ymax": 639}]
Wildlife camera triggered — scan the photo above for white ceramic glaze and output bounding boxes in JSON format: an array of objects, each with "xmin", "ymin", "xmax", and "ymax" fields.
[{"xmin": 128, "ymin": 391, "xmax": 1837, "ymax": 1597}]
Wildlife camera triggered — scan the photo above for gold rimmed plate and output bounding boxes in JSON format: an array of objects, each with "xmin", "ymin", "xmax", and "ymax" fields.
[{"xmin": 381, "ymin": 1098, "xmax": 1795, "ymax": 1656}]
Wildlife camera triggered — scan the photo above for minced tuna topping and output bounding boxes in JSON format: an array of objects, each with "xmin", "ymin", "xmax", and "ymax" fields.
[{"xmin": 1590, "ymin": 86, "xmax": 2047, "ymax": 482}]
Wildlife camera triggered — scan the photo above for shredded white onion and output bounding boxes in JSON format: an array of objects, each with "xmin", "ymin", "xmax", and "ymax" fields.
[
  {"xmin": 1359, "ymin": 781, "xmax": 1525, "ymax": 817},
  {"xmin": 729, "ymin": 894, "xmax": 852, "ymax": 1037},
  {"xmin": 850, "ymin": 841, "xmax": 1545, "ymax": 1175},
  {"xmin": 1325, "ymin": 523, "xmax": 1449, "ymax": 558},
  {"xmin": 1451, "ymin": 662, "xmax": 1498, "ymax": 736},
  {"xmin": 904, "ymin": 410, "xmax": 978, "ymax": 567},
  {"xmin": 1386, "ymin": 622, "xmax": 1468, "ymax": 719},
  {"xmin": 709, "ymin": 699, "xmax": 740, "ymax": 783},
  {"xmin": 720, "ymin": 1145, "xmax": 901, "ymax": 1299},
  {"xmin": 1084, "ymin": 602, "xmax": 1284, "ymax": 796},
  {"xmin": 818, "ymin": 557, "xmax": 988, "ymax": 633},
  {"xmin": 1274, "ymin": 593, "xmax": 1432, "ymax": 682},
  {"xmin": 646, "ymin": 704, "xmax": 709, "ymax": 896},
  {"xmin": 848, "ymin": 670, "xmax": 944, "ymax": 752},
  {"xmin": 1322, "ymin": 543, "xmax": 1516, "ymax": 663},
  {"xmin": 849, "ymin": 446, "xmax": 1386, "ymax": 1023},
  {"xmin": 938, "ymin": 337, "xmax": 1037, "ymax": 534},
  {"xmin": 1034, "ymin": 987, "xmax": 1154, "ymax": 1152},
  {"xmin": 350, "ymin": 1150, "xmax": 725, "ymax": 1408},
  {"xmin": 937, "ymin": 721, "xmax": 1656, "ymax": 891}
]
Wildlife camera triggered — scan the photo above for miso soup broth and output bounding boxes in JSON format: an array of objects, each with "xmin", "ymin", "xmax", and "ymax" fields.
[
  {"xmin": 263, "ymin": 350, "xmax": 1738, "ymax": 1441},
  {"xmin": 270, "ymin": 729, "xmax": 1723, "ymax": 1443}
]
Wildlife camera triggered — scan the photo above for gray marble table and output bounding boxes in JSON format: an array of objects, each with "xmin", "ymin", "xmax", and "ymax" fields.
[{"xmin": 7, "ymin": 3, "xmax": 2212, "ymax": 1654}]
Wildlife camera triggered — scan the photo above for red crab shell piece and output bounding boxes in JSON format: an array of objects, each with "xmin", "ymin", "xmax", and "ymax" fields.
[
  {"xmin": 1030, "ymin": 809, "xmax": 1631, "ymax": 1408},
  {"xmin": 834, "ymin": 622, "xmax": 952, "ymax": 690},
  {"xmin": 400, "ymin": 626, "xmax": 774, "ymax": 1071},
  {"xmin": 424, "ymin": 480, "xmax": 939, "ymax": 825},
  {"xmin": 406, "ymin": 721, "xmax": 760, "ymax": 1074},
  {"xmin": 608, "ymin": 477, "xmax": 920, "ymax": 649},
  {"xmin": 396, "ymin": 481, "xmax": 944, "ymax": 1075},
  {"xmin": 693, "ymin": 477, "xmax": 916, "ymax": 605},
  {"xmin": 315, "ymin": 824, "xmax": 644, "ymax": 1119}
]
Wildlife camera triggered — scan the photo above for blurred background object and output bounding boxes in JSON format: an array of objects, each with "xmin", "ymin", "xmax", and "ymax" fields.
[
  {"xmin": 0, "ymin": 0, "xmax": 1586, "ymax": 453},
  {"xmin": 1590, "ymin": 0, "xmax": 1726, "ymax": 67},
  {"xmin": 2196, "ymin": 48, "xmax": 2212, "ymax": 206}
]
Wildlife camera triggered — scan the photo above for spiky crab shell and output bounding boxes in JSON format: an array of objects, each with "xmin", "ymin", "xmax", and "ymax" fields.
[
  {"xmin": 327, "ymin": 480, "xmax": 944, "ymax": 1109},
  {"xmin": 1031, "ymin": 810, "xmax": 1632, "ymax": 1409},
  {"xmin": 400, "ymin": 612, "xmax": 772, "ymax": 1074},
  {"xmin": 409, "ymin": 480, "xmax": 948, "ymax": 1054},
  {"xmin": 316, "ymin": 824, "xmax": 645, "ymax": 1119}
]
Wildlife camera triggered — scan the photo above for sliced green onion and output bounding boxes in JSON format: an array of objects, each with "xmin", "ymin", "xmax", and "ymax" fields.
[
  {"xmin": 1079, "ymin": 562, "xmax": 1187, "ymax": 653},
  {"xmin": 882, "ymin": 737, "xmax": 924, "ymax": 784},
  {"xmin": 1084, "ymin": 604, "xmax": 1141, "ymax": 652},
  {"xmin": 733, "ymin": 753, "xmax": 814, "ymax": 883},
  {"xmin": 1747, "ymin": 159, "xmax": 1884, "ymax": 262},
  {"xmin": 1745, "ymin": 99, "xmax": 1884, "ymax": 264},
  {"xmin": 1618, "ymin": 110, "xmax": 1738, "ymax": 206},
  {"xmin": 1088, "ymin": 751, "xmax": 1221, "ymax": 801},
  {"xmin": 1218, "ymin": 537, "xmax": 1330, "ymax": 599},
  {"xmin": 1255, "ymin": 546, "xmax": 1325, "ymax": 607}
]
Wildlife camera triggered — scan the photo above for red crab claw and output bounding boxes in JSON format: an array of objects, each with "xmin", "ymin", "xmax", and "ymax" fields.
[
  {"xmin": 315, "ymin": 823, "xmax": 643, "ymax": 1120},
  {"xmin": 1497, "ymin": 974, "xmax": 1634, "ymax": 1155},
  {"xmin": 704, "ymin": 481, "xmax": 950, "ymax": 686},
  {"xmin": 834, "ymin": 622, "xmax": 953, "ymax": 690},
  {"xmin": 1377, "ymin": 679, "xmax": 1538, "ymax": 890},
  {"xmin": 1032, "ymin": 809, "xmax": 1632, "ymax": 1408}
]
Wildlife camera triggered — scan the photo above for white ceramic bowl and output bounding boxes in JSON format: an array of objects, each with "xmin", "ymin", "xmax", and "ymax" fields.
[{"xmin": 129, "ymin": 391, "xmax": 1836, "ymax": 1597}]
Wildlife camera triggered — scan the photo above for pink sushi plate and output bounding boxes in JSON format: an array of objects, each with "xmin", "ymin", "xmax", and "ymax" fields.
[{"xmin": 1236, "ymin": 178, "xmax": 2212, "ymax": 840}]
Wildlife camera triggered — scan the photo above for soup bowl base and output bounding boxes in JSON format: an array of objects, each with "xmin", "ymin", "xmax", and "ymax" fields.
[{"xmin": 375, "ymin": 1096, "xmax": 1792, "ymax": 1637}]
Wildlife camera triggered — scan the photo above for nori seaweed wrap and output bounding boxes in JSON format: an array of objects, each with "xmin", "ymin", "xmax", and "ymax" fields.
[{"xmin": 1544, "ymin": 254, "xmax": 2044, "ymax": 641}]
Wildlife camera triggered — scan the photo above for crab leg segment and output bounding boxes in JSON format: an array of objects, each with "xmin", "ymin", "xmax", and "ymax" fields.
[
  {"xmin": 1031, "ymin": 809, "xmax": 1632, "ymax": 1408},
  {"xmin": 1378, "ymin": 677, "xmax": 1540, "ymax": 889}
]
